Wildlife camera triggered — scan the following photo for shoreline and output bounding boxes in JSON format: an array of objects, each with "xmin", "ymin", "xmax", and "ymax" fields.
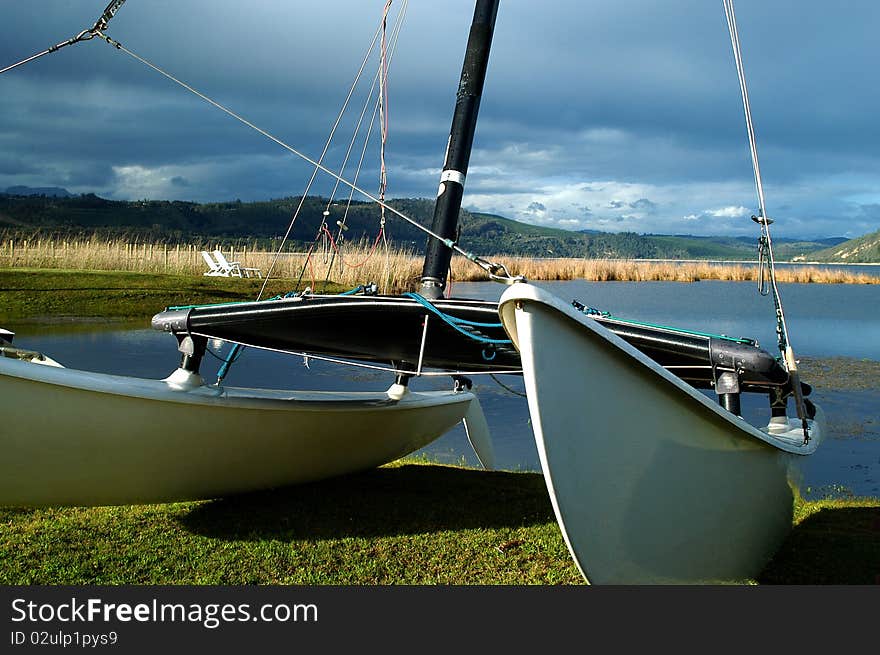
[{"xmin": 2, "ymin": 239, "xmax": 877, "ymax": 290}]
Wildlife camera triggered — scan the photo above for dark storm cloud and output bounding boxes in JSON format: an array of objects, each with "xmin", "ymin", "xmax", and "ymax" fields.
[{"xmin": 1, "ymin": 1, "xmax": 878, "ymax": 237}]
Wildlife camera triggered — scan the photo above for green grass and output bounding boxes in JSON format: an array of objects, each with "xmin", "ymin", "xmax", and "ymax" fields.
[
  {"xmin": 1, "ymin": 463, "xmax": 877, "ymax": 585},
  {"xmin": 0, "ymin": 463, "xmax": 583, "ymax": 585},
  {"xmin": 0, "ymin": 268, "xmax": 343, "ymax": 326}
]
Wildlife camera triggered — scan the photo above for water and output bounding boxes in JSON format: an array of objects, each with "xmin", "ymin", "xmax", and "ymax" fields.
[
  {"xmin": 9, "ymin": 280, "xmax": 879, "ymax": 499},
  {"xmin": 456, "ymin": 279, "xmax": 880, "ymax": 359}
]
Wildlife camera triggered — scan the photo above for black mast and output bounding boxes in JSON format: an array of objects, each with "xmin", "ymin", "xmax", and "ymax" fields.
[{"xmin": 419, "ymin": 0, "xmax": 499, "ymax": 299}]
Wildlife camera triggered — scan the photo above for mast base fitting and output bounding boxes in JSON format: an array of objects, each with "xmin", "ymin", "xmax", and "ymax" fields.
[{"xmin": 419, "ymin": 278, "xmax": 445, "ymax": 300}]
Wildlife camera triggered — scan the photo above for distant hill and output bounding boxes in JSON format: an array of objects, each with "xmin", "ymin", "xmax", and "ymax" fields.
[
  {"xmin": 3, "ymin": 186, "xmax": 73, "ymax": 198},
  {"xmin": 646, "ymin": 234, "xmax": 849, "ymax": 261},
  {"xmin": 462, "ymin": 212, "xmax": 660, "ymax": 258},
  {"xmin": 806, "ymin": 229, "xmax": 880, "ymax": 263},
  {"xmin": 0, "ymin": 191, "xmax": 865, "ymax": 260},
  {"xmin": 457, "ymin": 216, "xmax": 845, "ymax": 260},
  {"xmin": 0, "ymin": 192, "xmax": 641, "ymax": 256}
]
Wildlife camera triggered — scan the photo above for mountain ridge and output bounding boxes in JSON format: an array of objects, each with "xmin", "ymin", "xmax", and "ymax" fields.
[{"xmin": 0, "ymin": 189, "xmax": 869, "ymax": 261}]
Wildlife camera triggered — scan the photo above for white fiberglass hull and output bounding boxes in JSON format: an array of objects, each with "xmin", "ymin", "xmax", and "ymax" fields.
[
  {"xmin": 0, "ymin": 355, "xmax": 474, "ymax": 507},
  {"xmin": 498, "ymin": 283, "xmax": 824, "ymax": 584}
]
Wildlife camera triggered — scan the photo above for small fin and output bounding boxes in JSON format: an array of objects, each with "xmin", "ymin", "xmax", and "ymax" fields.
[{"xmin": 463, "ymin": 396, "xmax": 494, "ymax": 470}]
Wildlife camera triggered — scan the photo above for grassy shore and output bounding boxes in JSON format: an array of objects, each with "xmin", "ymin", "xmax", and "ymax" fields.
[
  {"xmin": 1, "ymin": 462, "xmax": 877, "ymax": 585},
  {"xmin": 1, "ymin": 238, "xmax": 876, "ymax": 292},
  {"xmin": 0, "ymin": 261, "xmax": 876, "ymax": 327},
  {"xmin": 0, "ymin": 269, "xmax": 346, "ymax": 325}
]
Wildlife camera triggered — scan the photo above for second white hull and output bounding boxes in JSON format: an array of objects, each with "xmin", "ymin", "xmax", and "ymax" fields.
[{"xmin": 499, "ymin": 283, "xmax": 823, "ymax": 584}]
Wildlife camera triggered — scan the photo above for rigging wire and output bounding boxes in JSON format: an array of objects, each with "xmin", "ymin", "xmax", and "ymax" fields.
[
  {"xmin": 218, "ymin": 1, "xmax": 405, "ymax": 382},
  {"xmin": 722, "ymin": 0, "xmax": 810, "ymax": 440},
  {"xmin": 0, "ymin": 0, "xmax": 128, "ymax": 75},
  {"xmin": 251, "ymin": 11, "xmax": 391, "ymax": 299},
  {"xmin": 88, "ymin": 29, "xmax": 517, "ymax": 285},
  {"xmin": 319, "ymin": 0, "xmax": 408, "ymax": 291},
  {"xmin": 489, "ymin": 373, "xmax": 527, "ymax": 398},
  {"xmin": 220, "ymin": 62, "xmax": 388, "ymax": 380},
  {"xmin": 378, "ymin": 0, "xmax": 392, "ymax": 233},
  {"xmin": 3, "ymin": 3, "xmax": 520, "ymax": 286},
  {"xmin": 281, "ymin": 6, "xmax": 397, "ymax": 298},
  {"xmin": 319, "ymin": 95, "xmax": 383, "ymax": 279}
]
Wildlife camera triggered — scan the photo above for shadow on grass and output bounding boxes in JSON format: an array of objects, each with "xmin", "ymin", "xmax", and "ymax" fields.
[
  {"xmin": 178, "ymin": 464, "xmax": 556, "ymax": 542},
  {"xmin": 758, "ymin": 506, "xmax": 880, "ymax": 584}
]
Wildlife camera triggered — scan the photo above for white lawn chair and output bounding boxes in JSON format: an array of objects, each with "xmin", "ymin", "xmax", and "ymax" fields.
[
  {"xmin": 201, "ymin": 251, "xmax": 231, "ymax": 276},
  {"xmin": 213, "ymin": 250, "xmax": 262, "ymax": 278}
]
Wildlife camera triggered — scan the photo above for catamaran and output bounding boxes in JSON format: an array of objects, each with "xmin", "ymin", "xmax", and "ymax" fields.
[{"xmin": 1, "ymin": 0, "xmax": 824, "ymax": 586}]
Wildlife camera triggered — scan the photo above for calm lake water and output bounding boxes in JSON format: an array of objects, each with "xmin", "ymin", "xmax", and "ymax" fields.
[{"xmin": 10, "ymin": 280, "xmax": 879, "ymax": 499}]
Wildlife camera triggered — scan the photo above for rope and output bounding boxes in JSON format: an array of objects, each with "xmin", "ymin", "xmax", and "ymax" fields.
[
  {"xmin": 321, "ymin": 224, "xmax": 384, "ymax": 269},
  {"xmin": 572, "ymin": 300, "xmax": 756, "ymax": 344},
  {"xmin": 215, "ymin": 342, "xmax": 245, "ymax": 383},
  {"xmin": 402, "ymin": 292, "xmax": 511, "ymax": 344},
  {"xmin": 317, "ymin": 90, "xmax": 386, "ymax": 290},
  {"xmin": 310, "ymin": 10, "xmax": 399, "ymax": 290},
  {"xmin": 338, "ymin": 284, "xmax": 378, "ymax": 296}
]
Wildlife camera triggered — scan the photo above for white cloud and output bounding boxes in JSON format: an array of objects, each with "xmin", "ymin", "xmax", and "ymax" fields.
[
  {"xmin": 708, "ymin": 206, "xmax": 750, "ymax": 219},
  {"xmin": 112, "ymin": 165, "xmax": 172, "ymax": 199}
]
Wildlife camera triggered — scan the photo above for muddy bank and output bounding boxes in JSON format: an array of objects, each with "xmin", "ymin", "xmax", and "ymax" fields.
[{"xmin": 799, "ymin": 356, "xmax": 880, "ymax": 391}]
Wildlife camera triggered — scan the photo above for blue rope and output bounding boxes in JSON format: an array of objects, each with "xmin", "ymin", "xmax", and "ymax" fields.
[
  {"xmin": 339, "ymin": 283, "xmax": 376, "ymax": 296},
  {"xmin": 571, "ymin": 299, "xmax": 755, "ymax": 345},
  {"xmin": 403, "ymin": 293, "xmax": 504, "ymax": 328},
  {"xmin": 402, "ymin": 292, "xmax": 512, "ymax": 345},
  {"xmin": 216, "ymin": 342, "xmax": 244, "ymax": 384}
]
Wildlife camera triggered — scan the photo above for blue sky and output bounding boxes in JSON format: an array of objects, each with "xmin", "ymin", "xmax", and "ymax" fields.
[{"xmin": 1, "ymin": 1, "xmax": 878, "ymax": 239}]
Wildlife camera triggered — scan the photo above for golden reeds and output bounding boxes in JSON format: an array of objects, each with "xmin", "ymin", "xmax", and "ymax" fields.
[
  {"xmin": 452, "ymin": 257, "xmax": 878, "ymax": 285},
  {"xmin": 1, "ymin": 238, "xmax": 875, "ymax": 292}
]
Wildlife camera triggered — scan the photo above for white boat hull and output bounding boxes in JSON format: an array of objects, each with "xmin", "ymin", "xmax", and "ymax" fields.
[
  {"xmin": 498, "ymin": 283, "xmax": 824, "ymax": 584},
  {"xmin": 0, "ymin": 355, "xmax": 474, "ymax": 507}
]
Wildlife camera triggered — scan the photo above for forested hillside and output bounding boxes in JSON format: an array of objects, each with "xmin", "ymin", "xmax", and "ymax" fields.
[{"xmin": 0, "ymin": 190, "xmax": 859, "ymax": 260}]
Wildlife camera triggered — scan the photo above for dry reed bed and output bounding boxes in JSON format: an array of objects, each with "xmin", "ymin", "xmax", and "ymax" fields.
[
  {"xmin": 452, "ymin": 257, "xmax": 878, "ymax": 285},
  {"xmin": 1, "ymin": 239, "xmax": 876, "ymax": 292}
]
